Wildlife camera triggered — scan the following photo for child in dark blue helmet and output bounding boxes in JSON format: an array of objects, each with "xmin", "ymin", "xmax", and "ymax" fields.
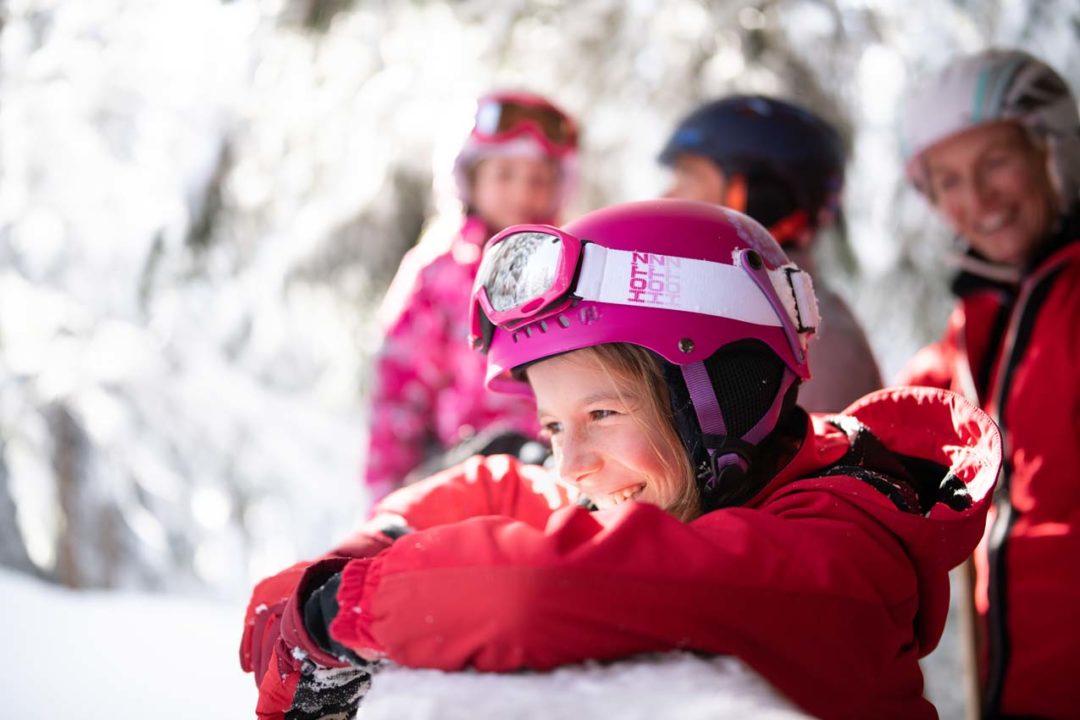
[{"xmin": 660, "ymin": 95, "xmax": 882, "ymax": 412}]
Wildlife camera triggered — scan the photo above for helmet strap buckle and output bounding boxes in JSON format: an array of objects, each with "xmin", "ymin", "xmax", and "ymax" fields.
[{"xmin": 700, "ymin": 435, "xmax": 755, "ymax": 492}]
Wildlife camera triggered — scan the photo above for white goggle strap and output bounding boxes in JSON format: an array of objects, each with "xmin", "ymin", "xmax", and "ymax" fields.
[
  {"xmin": 575, "ymin": 245, "xmax": 818, "ymax": 340},
  {"xmin": 767, "ymin": 264, "xmax": 820, "ymax": 337}
]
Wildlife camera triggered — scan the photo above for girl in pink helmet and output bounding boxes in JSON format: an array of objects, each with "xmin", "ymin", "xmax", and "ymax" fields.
[
  {"xmin": 897, "ymin": 49, "xmax": 1080, "ymax": 718},
  {"xmin": 364, "ymin": 91, "xmax": 580, "ymax": 500},
  {"xmin": 242, "ymin": 201, "xmax": 1000, "ymax": 719}
]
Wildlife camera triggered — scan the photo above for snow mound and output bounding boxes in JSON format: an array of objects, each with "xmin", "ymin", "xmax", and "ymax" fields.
[
  {"xmin": 360, "ymin": 653, "xmax": 807, "ymax": 719},
  {"xmin": 0, "ymin": 566, "xmax": 806, "ymax": 719}
]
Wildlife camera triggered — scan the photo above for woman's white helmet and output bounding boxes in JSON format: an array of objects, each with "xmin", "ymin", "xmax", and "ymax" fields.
[{"xmin": 900, "ymin": 49, "xmax": 1080, "ymax": 212}]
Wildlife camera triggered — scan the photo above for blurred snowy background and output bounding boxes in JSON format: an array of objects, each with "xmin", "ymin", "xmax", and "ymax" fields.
[{"xmin": 0, "ymin": 0, "xmax": 1077, "ymax": 717}]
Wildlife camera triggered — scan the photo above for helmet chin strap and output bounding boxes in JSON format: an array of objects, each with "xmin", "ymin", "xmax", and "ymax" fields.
[{"xmin": 680, "ymin": 361, "xmax": 749, "ymax": 491}]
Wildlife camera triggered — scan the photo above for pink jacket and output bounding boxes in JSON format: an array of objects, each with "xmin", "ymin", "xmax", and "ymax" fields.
[{"xmin": 363, "ymin": 216, "xmax": 540, "ymax": 499}]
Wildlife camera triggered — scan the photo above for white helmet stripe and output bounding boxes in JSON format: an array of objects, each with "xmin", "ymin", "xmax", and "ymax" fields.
[{"xmin": 576, "ymin": 244, "xmax": 817, "ymax": 334}]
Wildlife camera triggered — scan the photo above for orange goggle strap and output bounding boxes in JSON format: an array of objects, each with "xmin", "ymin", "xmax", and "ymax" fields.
[
  {"xmin": 722, "ymin": 174, "xmax": 748, "ymax": 214},
  {"xmin": 767, "ymin": 210, "xmax": 811, "ymax": 249},
  {"xmin": 724, "ymin": 173, "xmax": 810, "ymax": 249}
]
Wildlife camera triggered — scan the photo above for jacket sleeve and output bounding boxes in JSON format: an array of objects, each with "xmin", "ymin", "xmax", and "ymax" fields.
[
  {"xmin": 362, "ymin": 254, "xmax": 448, "ymax": 498},
  {"xmin": 330, "ymin": 483, "xmax": 921, "ymax": 712},
  {"xmin": 366, "ymin": 455, "xmax": 572, "ymax": 531}
]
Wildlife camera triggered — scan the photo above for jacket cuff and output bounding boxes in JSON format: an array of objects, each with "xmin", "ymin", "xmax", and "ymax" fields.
[
  {"xmin": 280, "ymin": 558, "xmax": 353, "ymax": 669},
  {"xmin": 329, "ymin": 558, "xmax": 387, "ymax": 659}
]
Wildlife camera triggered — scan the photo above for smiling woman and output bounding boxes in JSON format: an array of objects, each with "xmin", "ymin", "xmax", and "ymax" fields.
[
  {"xmin": 897, "ymin": 49, "xmax": 1080, "ymax": 719},
  {"xmin": 240, "ymin": 200, "xmax": 1002, "ymax": 720},
  {"xmin": 923, "ymin": 121, "xmax": 1057, "ymax": 267}
]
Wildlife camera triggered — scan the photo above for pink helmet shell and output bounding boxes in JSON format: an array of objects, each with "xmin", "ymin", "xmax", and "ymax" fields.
[{"xmin": 484, "ymin": 199, "xmax": 815, "ymax": 395}]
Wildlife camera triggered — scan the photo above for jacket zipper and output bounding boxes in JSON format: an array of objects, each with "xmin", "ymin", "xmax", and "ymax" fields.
[{"xmin": 980, "ymin": 258, "xmax": 1066, "ymax": 717}]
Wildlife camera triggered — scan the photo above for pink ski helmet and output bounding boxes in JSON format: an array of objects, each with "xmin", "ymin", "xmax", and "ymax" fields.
[
  {"xmin": 453, "ymin": 91, "xmax": 580, "ymax": 219},
  {"xmin": 469, "ymin": 199, "xmax": 819, "ymax": 499}
]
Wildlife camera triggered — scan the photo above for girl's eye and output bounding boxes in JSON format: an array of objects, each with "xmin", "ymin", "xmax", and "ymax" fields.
[
  {"xmin": 540, "ymin": 421, "xmax": 562, "ymax": 437},
  {"xmin": 590, "ymin": 409, "xmax": 618, "ymax": 421}
]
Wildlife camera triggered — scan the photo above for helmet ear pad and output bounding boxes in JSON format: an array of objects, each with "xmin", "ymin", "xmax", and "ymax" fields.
[{"xmin": 660, "ymin": 339, "xmax": 799, "ymax": 508}]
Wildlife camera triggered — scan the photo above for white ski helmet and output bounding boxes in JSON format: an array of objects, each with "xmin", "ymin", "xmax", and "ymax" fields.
[{"xmin": 900, "ymin": 49, "xmax": 1080, "ymax": 212}]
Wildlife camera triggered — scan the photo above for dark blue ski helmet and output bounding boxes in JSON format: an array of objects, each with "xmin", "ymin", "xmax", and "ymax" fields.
[{"xmin": 659, "ymin": 95, "xmax": 846, "ymax": 245}]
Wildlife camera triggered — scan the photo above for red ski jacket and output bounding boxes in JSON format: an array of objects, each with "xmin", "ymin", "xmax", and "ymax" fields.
[
  {"xmin": 898, "ymin": 239, "xmax": 1080, "ymax": 718},
  {"xmin": 326, "ymin": 388, "xmax": 999, "ymax": 719}
]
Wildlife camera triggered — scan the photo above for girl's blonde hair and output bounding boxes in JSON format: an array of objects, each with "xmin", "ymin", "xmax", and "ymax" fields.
[{"xmin": 580, "ymin": 344, "xmax": 701, "ymax": 521}]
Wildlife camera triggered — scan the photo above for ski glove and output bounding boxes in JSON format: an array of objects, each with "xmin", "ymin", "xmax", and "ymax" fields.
[
  {"xmin": 240, "ymin": 525, "xmax": 411, "ymax": 719},
  {"xmin": 240, "ymin": 525, "xmax": 409, "ymax": 683},
  {"xmin": 241, "ymin": 559, "xmax": 308, "ymax": 695},
  {"xmin": 251, "ymin": 558, "xmax": 380, "ymax": 719}
]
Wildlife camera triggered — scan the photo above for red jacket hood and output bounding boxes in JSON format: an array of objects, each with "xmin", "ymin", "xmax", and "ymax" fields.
[{"xmin": 752, "ymin": 386, "xmax": 1001, "ymax": 651}]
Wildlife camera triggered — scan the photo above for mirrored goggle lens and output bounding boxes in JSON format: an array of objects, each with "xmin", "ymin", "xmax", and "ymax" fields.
[
  {"xmin": 475, "ymin": 100, "xmax": 576, "ymax": 147},
  {"xmin": 479, "ymin": 231, "xmax": 564, "ymax": 313}
]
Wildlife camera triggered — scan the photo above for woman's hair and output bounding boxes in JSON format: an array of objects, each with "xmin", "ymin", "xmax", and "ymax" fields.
[{"xmin": 581, "ymin": 344, "xmax": 702, "ymax": 521}]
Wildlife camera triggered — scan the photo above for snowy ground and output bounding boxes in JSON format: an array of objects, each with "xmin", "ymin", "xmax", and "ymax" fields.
[
  {"xmin": 0, "ymin": 567, "xmax": 807, "ymax": 719},
  {"xmin": 0, "ymin": 568, "xmax": 251, "ymax": 719}
]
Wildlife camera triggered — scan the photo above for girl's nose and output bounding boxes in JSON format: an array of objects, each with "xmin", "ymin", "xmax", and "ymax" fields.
[{"xmin": 556, "ymin": 431, "xmax": 601, "ymax": 486}]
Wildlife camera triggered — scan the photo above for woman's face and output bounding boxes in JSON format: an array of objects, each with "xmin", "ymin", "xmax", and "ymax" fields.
[
  {"xmin": 527, "ymin": 350, "xmax": 686, "ymax": 512},
  {"xmin": 471, "ymin": 155, "xmax": 560, "ymax": 232},
  {"xmin": 924, "ymin": 121, "xmax": 1057, "ymax": 267}
]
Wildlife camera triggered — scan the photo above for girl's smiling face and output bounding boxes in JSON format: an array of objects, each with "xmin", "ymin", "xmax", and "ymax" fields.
[{"xmin": 526, "ymin": 348, "xmax": 690, "ymax": 514}]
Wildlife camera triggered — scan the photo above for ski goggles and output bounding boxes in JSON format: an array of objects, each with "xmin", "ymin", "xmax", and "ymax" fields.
[
  {"xmin": 469, "ymin": 224, "xmax": 819, "ymax": 355},
  {"xmin": 474, "ymin": 98, "xmax": 578, "ymax": 150}
]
